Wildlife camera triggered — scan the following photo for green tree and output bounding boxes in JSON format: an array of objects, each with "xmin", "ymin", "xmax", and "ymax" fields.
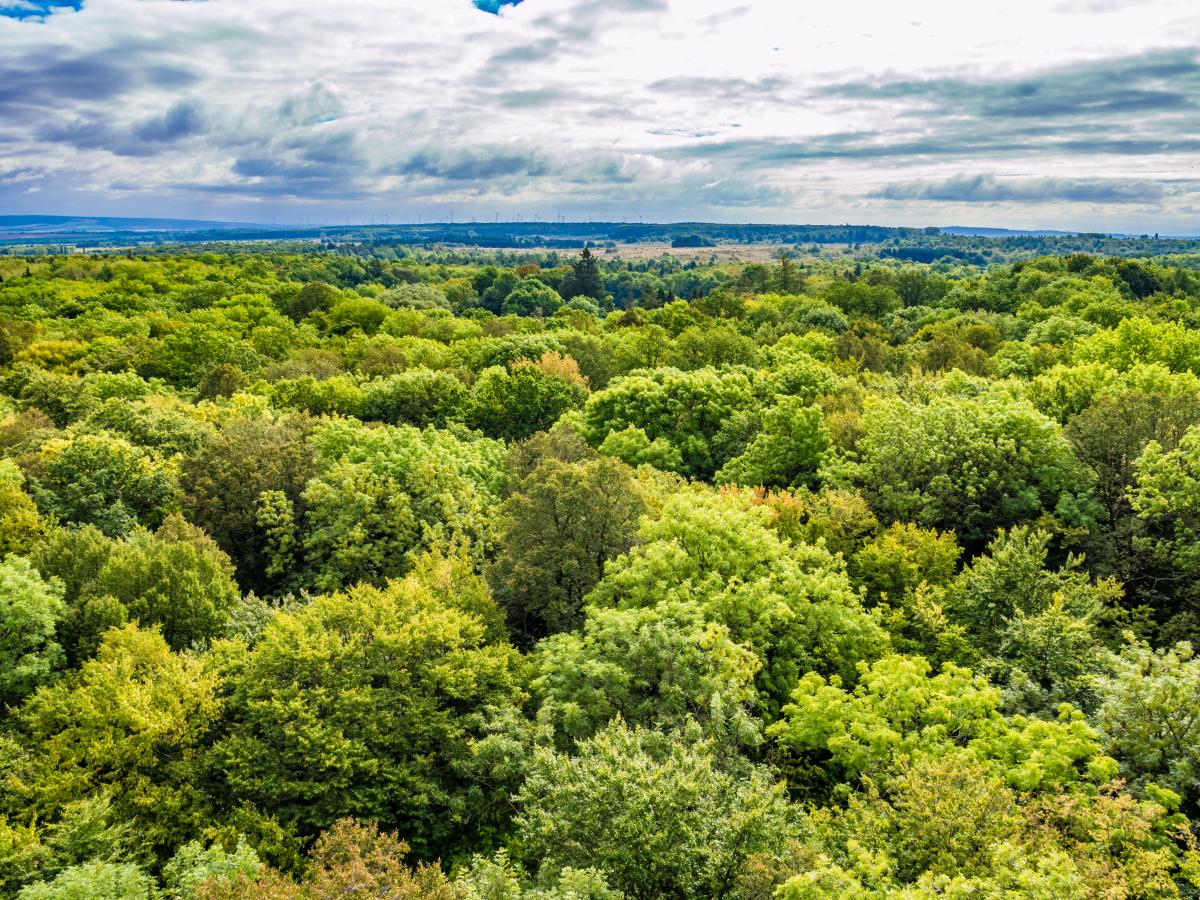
[
  {"xmin": 1066, "ymin": 388, "xmax": 1200, "ymax": 583},
  {"xmin": 191, "ymin": 819, "xmax": 457, "ymax": 900},
  {"xmin": 296, "ymin": 458, "xmax": 420, "ymax": 592},
  {"xmin": 17, "ymin": 860, "xmax": 156, "ymax": 900},
  {"xmin": 948, "ymin": 527, "xmax": 1116, "ymax": 670},
  {"xmin": 768, "ymin": 654, "xmax": 1115, "ymax": 793},
  {"xmin": 0, "ymin": 555, "xmax": 65, "ymax": 707},
  {"xmin": 87, "ymin": 516, "xmax": 241, "ymax": 651},
  {"xmin": 361, "ymin": 370, "xmax": 468, "ymax": 427},
  {"xmin": 286, "ymin": 282, "xmax": 340, "ymax": 322},
  {"xmin": 489, "ymin": 456, "xmax": 644, "ymax": 644},
  {"xmin": 560, "ymin": 248, "xmax": 605, "ymax": 302},
  {"xmin": 1075, "ymin": 317, "xmax": 1200, "ymax": 375},
  {"xmin": 466, "ymin": 363, "xmax": 585, "ymax": 443},
  {"xmin": 0, "ymin": 460, "xmax": 48, "ymax": 556},
  {"xmin": 587, "ymin": 491, "xmax": 887, "ymax": 712},
  {"xmin": 533, "ymin": 599, "xmax": 761, "ymax": 751},
  {"xmin": 826, "ymin": 393, "xmax": 1090, "ymax": 546},
  {"xmin": 514, "ymin": 722, "xmax": 793, "ymax": 900},
  {"xmin": 30, "ymin": 434, "xmax": 177, "ymax": 537},
  {"xmin": 715, "ymin": 397, "xmax": 830, "ymax": 489},
  {"xmin": 894, "ymin": 267, "xmax": 947, "ymax": 307},
  {"xmin": 0, "ymin": 794, "xmax": 134, "ymax": 897},
  {"xmin": 287, "ymin": 420, "xmax": 504, "ymax": 592},
  {"xmin": 137, "ymin": 326, "xmax": 261, "ymax": 388},
  {"xmin": 583, "ymin": 367, "xmax": 757, "ymax": 479},
  {"xmin": 326, "ymin": 298, "xmax": 389, "ymax": 335},
  {"xmin": 381, "ymin": 282, "xmax": 450, "ymax": 310},
  {"xmin": 1130, "ymin": 423, "xmax": 1200, "ymax": 576},
  {"xmin": 212, "ymin": 568, "xmax": 528, "ymax": 856},
  {"xmin": 597, "ymin": 423, "xmax": 685, "ymax": 472},
  {"xmin": 1092, "ymin": 639, "xmax": 1200, "ymax": 805},
  {"xmin": 6, "ymin": 625, "xmax": 220, "ymax": 858},
  {"xmin": 667, "ymin": 324, "xmax": 761, "ymax": 370},
  {"xmin": 774, "ymin": 251, "xmax": 803, "ymax": 294},
  {"xmin": 195, "ymin": 364, "xmax": 249, "ymax": 401},
  {"xmin": 501, "ymin": 278, "xmax": 563, "ymax": 317},
  {"xmin": 851, "ymin": 522, "xmax": 961, "ymax": 603},
  {"xmin": 456, "ymin": 850, "xmax": 619, "ymax": 900},
  {"xmin": 179, "ymin": 412, "xmax": 314, "ymax": 594},
  {"xmin": 163, "ymin": 838, "xmax": 260, "ymax": 900}
]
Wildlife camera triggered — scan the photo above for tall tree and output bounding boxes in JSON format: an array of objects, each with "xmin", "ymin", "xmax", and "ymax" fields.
[
  {"xmin": 560, "ymin": 247, "xmax": 605, "ymax": 302},
  {"xmin": 489, "ymin": 456, "xmax": 644, "ymax": 645}
]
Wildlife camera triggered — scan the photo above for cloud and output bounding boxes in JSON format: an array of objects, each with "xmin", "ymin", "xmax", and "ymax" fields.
[
  {"xmin": 34, "ymin": 98, "xmax": 206, "ymax": 156},
  {"xmin": 396, "ymin": 148, "xmax": 551, "ymax": 181},
  {"xmin": 873, "ymin": 174, "xmax": 1168, "ymax": 204},
  {"xmin": 135, "ymin": 99, "xmax": 206, "ymax": 142},
  {"xmin": 647, "ymin": 76, "xmax": 790, "ymax": 100},
  {"xmin": 819, "ymin": 49, "xmax": 1200, "ymax": 121},
  {"xmin": 0, "ymin": 1, "xmax": 82, "ymax": 21},
  {"xmin": 276, "ymin": 84, "xmax": 343, "ymax": 127},
  {"xmin": 0, "ymin": 165, "xmax": 45, "ymax": 185},
  {"xmin": 1, "ymin": 0, "xmax": 1198, "ymax": 232}
]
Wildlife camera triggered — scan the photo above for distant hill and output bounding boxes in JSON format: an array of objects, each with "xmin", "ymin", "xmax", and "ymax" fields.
[
  {"xmin": 3, "ymin": 217, "xmax": 1199, "ymax": 259},
  {"xmin": 0, "ymin": 215, "xmax": 267, "ymax": 235},
  {"xmin": 939, "ymin": 225, "xmax": 1081, "ymax": 237}
]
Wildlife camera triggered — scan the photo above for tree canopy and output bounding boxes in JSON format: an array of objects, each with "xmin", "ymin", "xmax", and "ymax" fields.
[{"xmin": 4, "ymin": 244, "xmax": 1200, "ymax": 896}]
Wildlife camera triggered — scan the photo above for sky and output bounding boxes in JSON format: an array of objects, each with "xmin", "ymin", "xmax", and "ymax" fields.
[{"xmin": 1, "ymin": 0, "xmax": 1199, "ymax": 231}]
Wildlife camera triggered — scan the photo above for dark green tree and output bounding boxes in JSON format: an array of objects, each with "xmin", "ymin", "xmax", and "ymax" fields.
[{"xmin": 560, "ymin": 247, "xmax": 605, "ymax": 302}]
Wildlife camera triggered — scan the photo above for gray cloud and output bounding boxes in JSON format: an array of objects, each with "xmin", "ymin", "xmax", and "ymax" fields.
[
  {"xmin": 819, "ymin": 48, "xmax": 1200, "ymax": 122},
  {"xmin": 648, "ymin": 76, "xmax": 789, "ymax": 99},
  {"xmin": 2, "ymin": 0, "xmax": 1198, "ymax": 231},
  {"xmin": 227, "ymin": 129, "xmax": 372, "ymax": 198},
  {"xmin": 395, "ymin": 148, "xmax": 552, "ymax": 181},
  {"xmin": 276, "ymin": 84, "xmax": 343, "ymax": 127},
  {"xmin": 135, "ymin": 99, "xmax": 206, "ymax": 142},
  {"xmin": 0, "ymin": 49, "xmax": 196, "ymax": 110},
  {"xmin": 486, "ymin": 36, "xmax": 561, "ymax": 66},
  {"xmin": 873, "ymin": 174, "xmax": 1169, "ymax": 204},
  {"xmin": 498, "ymin": 87, "xmax": 579, "ymax": 108},
  {"xmin": 0, "ymin": 166, "xmax": 45, "ymax": 185},
  {"xmin": 655, "ymin": 48, "xmax": 1200, "ymax": 174},
  {"xmin": 35, "ymin": 98, "xmax": 206, "ymax": 156},
  {"xmin": 487, "ymin": 0, "xmax": 669, "ymax": 69}
]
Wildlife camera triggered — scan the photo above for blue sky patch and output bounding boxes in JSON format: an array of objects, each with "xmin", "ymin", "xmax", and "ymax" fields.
[
  {"xmin": 0, "ymin": 0, "xmax": 83, "ymax": 20},
  {"xmin": 473, "ymin": 0, "xmax": 523, "ymax": 14}
]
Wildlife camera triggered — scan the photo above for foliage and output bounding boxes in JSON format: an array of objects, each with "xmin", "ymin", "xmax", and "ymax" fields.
[
  {"xmin": 28, "ymin": 433, "xmax": 178, "ymax": 537},
  {"xmin": 5, "ymin": 625, "xmax": 220, "ymax": 857},
  {"xmin": 490, "ymin": 455, "xmax": 644, "ymax": 644},
  {"xmin": 0, "ymin": 555, "xmax": 65, "ymax": 706},
  {"xmin": 514, "ymin": 722, "xmax": 793, "ymax": 900},
  {"xmin": 1093, "ymin": 639, "xmax": 1200, "ymax": 805},
  {"xmin": 163, "ymin": 838, "xmax": 260, "ymax": 899},
  {"xmin": 192, "ymin": 819, "xmax": 458, "ymax": 899},
  {"xmin": 586, "ymin": 490, "xmax": 887, "ymax": 712},
  {"xmin": 467, "ymin": 363, "xmax": 586, "ymax": 442},
  {"xmin": 532, "ymin": 599, "xmax": 761, "ymax": 750},
  {"xmin": 211, "ymin": 563, "xmax": 528, "ymax": 855},
  {"xmin": 0, "ymin": 460, "xmax": 47, "ymax": 555},
  {"xmin": 18, "ymin": 859, "xmax": 157, "ymax": 900},
  {"xmin": 583, "ymin": 367, "xmax": 757, "ymax": 479},
  {"xmin": 768, "ymin": 654, "xmax": 1117, "ymax": 793},
  {"xmin": 5, "ymin": 247, "xmax": 1200, "ymax": 897},
  {"xmin": 828, "ymin": 392, "xmax": 1090, "ymax": 546},
  {"xmin": 715, "ymin": 397, "xmax": 830, "ymax": 489}
]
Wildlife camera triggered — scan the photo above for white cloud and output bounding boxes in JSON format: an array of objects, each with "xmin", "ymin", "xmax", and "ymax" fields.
[{"xmin": 1, "ymin": 0, "xmax": 1198, "ymax": 231}]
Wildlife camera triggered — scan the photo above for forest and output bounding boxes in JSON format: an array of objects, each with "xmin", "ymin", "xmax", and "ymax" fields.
[
  {"xmin": 3, "ymin": 242, "xmax": 1200, "ymax": 898},
  {"xmin": 7, "ymin": 219, "xmax": 1200, "ymax": 263}
]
